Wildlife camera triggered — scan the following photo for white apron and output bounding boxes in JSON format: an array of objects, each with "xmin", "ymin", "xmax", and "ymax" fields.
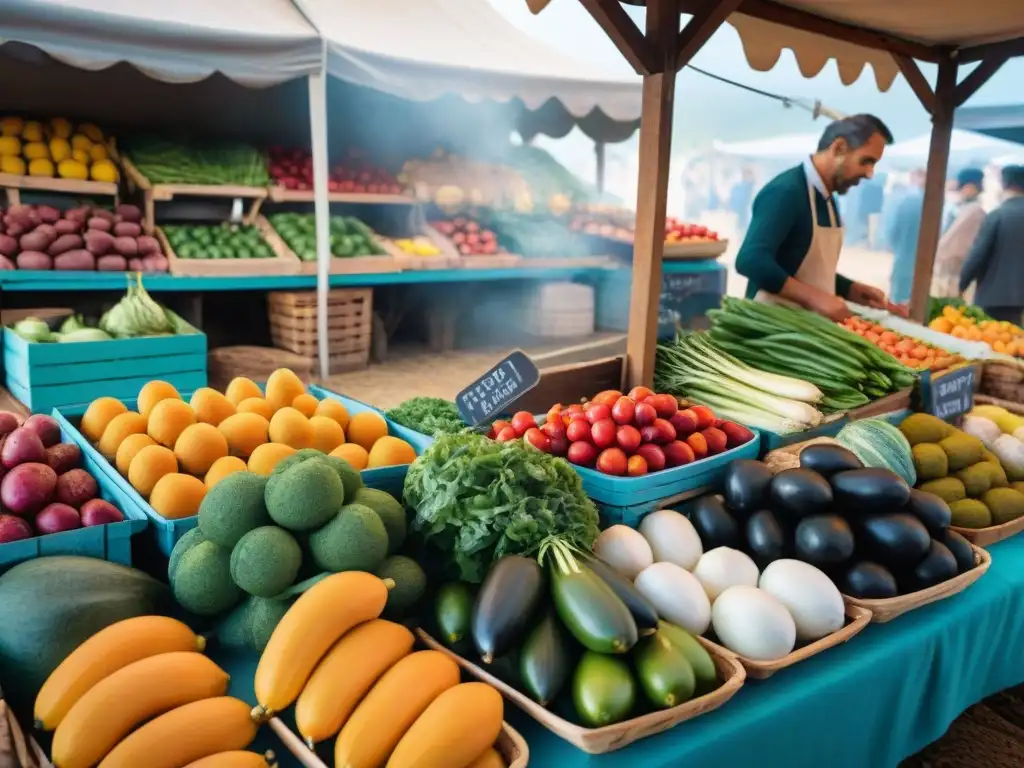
[{"xmin": 755, "ymin": 176, "xmax": 844, "ymax": 306}]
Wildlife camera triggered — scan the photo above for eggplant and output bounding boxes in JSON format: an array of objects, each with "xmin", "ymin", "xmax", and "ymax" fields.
[
  {"xmin": 745, "ymin": 509, "xmax": 786, "ymax": 569},
  {"xmin": 799, "ymin": 443, "xmax": 862, "ymax": 475},
  {"xmin": 794, "ymin": 514, "xmax": 855, "ymax": 567},
  {"xmin": 520, "ymin": 611, "xmax": 574, "ymax": 706},
  {"xmin": 550, "ymin": 552, "xmax": 638, "ymax": 654},
  {"xmin": 906, "ymin": 489, "xmax": 952, "ymax": 537},
  {"xmin": 435, "ymin": 582, "xmax": 474, "ymax": 648},
  {"xmin": 859, "ymin": 513, "xmax": 931, "ymax": 570},
  {"xmin": 688, "ymin": 496, "xmax": 739, "ymax": 550},
  {"xmin": 472, "ymin": 555, "xmax": 546, "ymax": 662},
  {"xmin": 899, "ymin": 540, "xmax": 958, "ymax": 593},
  {"xmin": 941, "ymin": 529, "xmax": 975, "ymax": 574},
  {"xmin": 770, "ymin": 468, "xmax": 833, "ymax": 520},
  {"xmin": 831, "ymin": 468, "xmax": 910, "ymax": 514},
  {"xmin": 722, "ymin": 459, "xmax": 773, "ymax": 514},
  {"xmin": 843, "ymin": 561, "xmax": 898, "ymax": 599},
  {"xmin": 583, "ymin": 555, "xmax": 659, "ymax": 636}
]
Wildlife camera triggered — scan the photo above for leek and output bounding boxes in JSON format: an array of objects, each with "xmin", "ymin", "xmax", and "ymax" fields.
[
  {"xmin": 679, "ymin": 390, "xmax": 812, "ymax": 436},
  {"xmin": 678, "ymin": 376, "xmax": 822, "ymax": 426}
]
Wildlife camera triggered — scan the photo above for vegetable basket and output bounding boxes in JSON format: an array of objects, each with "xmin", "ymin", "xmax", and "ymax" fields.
[
  {"xmin": 261, "ymin": 217, "xmax": 399, "ymax": 277},
  {"xmin": 157, "ymin": 217, "xmax": 301, "ymax": 277},
  {"xmin": 267, "ymin": 291, "xmax": 372, "ymax": 374},
  {"xmin": 416, "ymin": 628, "xmax": 745, "ymax": 755},
  {"xmin": 950, "ymin": 514, "xmax": 1024, "ymax": 547},
  {"xmin": 0, "ymin": 420, "xmax": 148, "ymax": 569}
]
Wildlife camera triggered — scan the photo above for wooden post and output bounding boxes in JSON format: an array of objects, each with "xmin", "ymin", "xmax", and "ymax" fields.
[
  {"xmin": 595, "ymin": 141, "xmax": 606, "ymax": 196},
  {"xmin": 624, "ymin": 0, "xmax": 677, "ymax": 389},
  {"xmin": 908, "ymin": 57, "xmax": 957, "ymax": 322}
]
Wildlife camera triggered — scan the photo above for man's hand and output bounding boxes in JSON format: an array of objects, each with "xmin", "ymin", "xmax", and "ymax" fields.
[
  {"xmin": 887, "ymin": 302, "xmax": 910, "ymax": 318},
  {"xmin": 848, "ymin": 282, "xmax": 888, "ymax": 309},
  {"xmin": 807, "ymin": 291, "xmax": 853, "ymax": 322}
]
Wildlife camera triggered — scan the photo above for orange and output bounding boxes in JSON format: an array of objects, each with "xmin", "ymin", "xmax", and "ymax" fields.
[
  {"xmin": 309, "ymin": 416, "xmax": 345, "ymax": 453},
  {"xmin": 367, "ymin": 436, "xmax": 416, "ymax": 468},
  {"xmin": 268, "ymin": 407, "xmax": 314, "ymax": 450},
  {"xmin": 147, "ymin": 399, "xmax": 197, "ymax": 448},
  {"xmin": 137, "ymin": 380, "xmax": 182, "ymax": 419},
  {"xmin": 189, "ymin": 388, "xmax": 236, "ymax": 426},
  {"xmin": 291, "ymin": 393, "xmax": 319, "ymax": 418},
  {"xmin": 265, "ymin": 368, "xmax": 305, "ymax": 411},
  {"xmin": 204, "ymin": 456, "xmax": 248, "ymax": 489},
  {"xmin": 115, "ymin": 433, "xmax": 156, "ymax": 477},
  {"xmin": 248, "ymin": 443, "xmax": 296, "ymax": 475},
  {"xmin": 128, "ymin": 445, "xmax": 178, "ymax": 498},
  {"xmin": 330, "ymin": 443, "xmax": 369, "ymax": 471},
  {"xmin": 347, "ymin": 411, "xmax": 388, "ymax": 451},
  {"xmin": 236, "ymin": 397, "xmax": 274, "ymax": 421},
  {"xmin": 225, "ymin": 377, "xmax": 263, "ymax": 407},
  {"xmin": 314, "ymin": 399, "xmax": 350, "ymax": 431},
  {"xmin": 81, "ymin": 397, "xmax": 127, "ymax": 442}
]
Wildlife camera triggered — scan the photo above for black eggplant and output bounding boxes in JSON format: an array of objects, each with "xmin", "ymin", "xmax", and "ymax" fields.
[
  {"xmin": 799, "ymin": 443, "xmax": 863, "ymax": 475},
  {"xmin": 794, "ymin": 514, "xmax": 855, "ymax": 567},
  {"xmin": 520, "ymin": 611, "xmax": 573, "ymax": 706},
  {"xmin": 472, "ymin": 555, "xmax": 546, "ymax": 662},
  {"xmin": 859, "ymin": 513, "xmax": 931, "ymax": 570},
  {"xmin": 843, "ymin": 561, "xmax": 898, "ymax": 599},
  {"xmin": 831, "ymin": 468, "xmax": 910, "ymax": 514},
  {"xmin": 770, "ymin": 469, "xmax": 833, "ymax": 520},
  {"xmin": 899, "ymin": 540, "xmax": 958, "ymax": 593},
  {"xmin": 722, "ymin": 459, "xmax": 773, "ymax": 514},
  {"xmin": 583, "ymin": 555, "xmax": 659, "ymax": 636},
  {"xmin": 906, "ymin": 489, "xmax": 952, "ymax": 537},
  {"xmin": 745, "ymin": 509, "xmax": 786, "ymax": 569},
  {"xmin": 688, "ymin": 496, "xmax": 739, "ymax": 550},
  {"xmin": 940, "ymin": 529, "xmax": 975, "ymax": 573}
]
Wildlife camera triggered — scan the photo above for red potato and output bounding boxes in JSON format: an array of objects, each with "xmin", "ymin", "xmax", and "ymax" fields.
[
  {"xmin": 634, "ymin": 402, "xmax": 657, "ymax": 428},
  {"xmin": 566, "ymin": 418, "xmax": 592, "ymax": 443},
  {"xmin": 113, "ymin": 236, "xmax": 138, "ymax": 257},
  {"xmin": 720, "ymin": 421, "xmax": 755, "ymax": 448},
  {"xmin": 524, "ymin": 428, "xmax": 551, "ymax": 453},
  {"xmin": 54, "ymin": 250, "xmax": 95, "ymax": 270},
  {"xmin": 115, "ymin": 204, "xmax": 142, "ymax": 223},
  {"xmin": 86, "ymin": 217, "xmax": 111, "ymax": 232},
  {"xmin": 55, "ymin": 468, "xmax": 99, "ymax": 508},
  {"xmin": 664, "ymin": 440, "xmax": 696, "ymax": 467},
  {"xmin": 46, "ymin": 443, "xmax": 81, "ymax": 474},
  {"xmin": 127, "ymin": 257, "xmax": 144, "ymax": 272},
  {"xmin": 0, "ymin": 234, "xmax": 16, "ymax": 256},
  {"xmin": 627, "ymin": 455, "xmax": 649, "ymax": 477},
  {"xmin": 636, "ymin": 443, "xmax": 666, "ymax": 472},
  {"xmin": 54, "ymin": 219, "xmax": 82, "ymax": 235},
  {"xmin": 36, "ymin": 205, "xmax": 60, "ymax": 224},
  {"xmin": 495, "ymin": 426, "xmax": 518, "ymax": 442},
  {"xmin": 701, "ymin": 427, "xmax": 728, "ymax": 456},
  {"xmin": 35, "ymin": 503, "xmax": 81, "ymax": 534},
  {"xmin": 1, "ymin": 462, "xmax": 57, "ymax": 515},
  {"xmin": 590, "ymin": 418, "xmax": 617, "ymax": 450},
  {"xmin": 48, "ymin": 234, "xmax": 83, "ymax": 256},
  {"xmin": 1, "ymin": 428, "xmax": 47, "ymax": 468},
  {"xmin": 80, "ymin": 498, "xmax": 124, "ymax": 526},
  {"xmin": 596, "ymin": 447, "xmax": 628, "ymax": 476},
  {"xmin": 16, "ymin": 251, "xmax": 51, "ymax": 270},
  {"xmin": 136, "ymin": 235, "xmax": 160, "ymax": 255},
  {"xmin": 97, "ymin": 255, "xmax": 127, "ymax": 272},
  {"xmin": 22, "ymin": 414, "xmax": 60, "ymax": 447},
  {"xmin": 113, "ymin": 222, "xmax": 142, "ymax": 238},
  {"xmin": 91, "ymin": 209, "xmax": 115, "ymax": 223},
  {"xmin": 616, "ymin": 424, "xmax": 641, "ymax": 453},
  {"xmin": 567, "ymin": 441, "xmax": 598, "ymax": 467},
  {"xmin": 142, "ymin": 254, "xmax": 169, "ymax": 272},
  {"xmin": 20, "ymin": 230, "xmax": 55, "ymax": 252},
  {"xmin": 0, "ymin": 255, "xmax": 12, "ymax": 271},
  {"xmin": 0, "ymin": 412, "xmax": 21, "ymax": 438},
  {"xmin": 63, "ymin": 207, "xmax": 90, "ymax": 224},
  {"xmin": 84, "ymin": 230, "xmax": 115, "ymax": 255},
  {"xmin": 0, "ymin": 514, "xmax": 32, "ymax": 543},
  {"xmin": 511, "ymin": 412, "xmax": 536, "ymax": 437}
]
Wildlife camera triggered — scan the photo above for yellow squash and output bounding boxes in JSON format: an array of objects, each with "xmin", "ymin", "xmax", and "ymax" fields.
[
  {"xmin": 386, "ymin": 683, "xmax": 504, "ymax": 768},
  {"xmin": 466, "ymin": 748, "xmax": 506, "ymax": 768},
  {"xmin": 98, "ymin": 696, "xmax": 257, "ymax": 768},
  {"xmin": 184, "ymin": 752, "xmax": 276, "ymax": 768},
  {"xmin": 253, "ymin": 571, "xmax": 391, "ymax": 719},
  {"xmin": 334, "ymin": 651, "xmax": 460, "ymax": 768},
  {"xmin": 51, "ymin": 652, "xmax": 229, "ymax": 768},
  {"xmin": 296, "ymin": 619, "xmax": 415, "ymax": 747},
  {"xmin": 35, "ymin": 615, "xmax": 204, "ymax": 731}
]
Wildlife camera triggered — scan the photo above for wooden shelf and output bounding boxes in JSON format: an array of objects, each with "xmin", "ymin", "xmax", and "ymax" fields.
[{"xmin": 266, "ymin": 186, "xmax": 416, "ymax": 205}]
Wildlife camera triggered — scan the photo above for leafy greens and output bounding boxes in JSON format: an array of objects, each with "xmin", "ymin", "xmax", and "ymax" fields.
[{"xmin": 386, "ymin": 397, "xmax": 467, "ymax": 437}]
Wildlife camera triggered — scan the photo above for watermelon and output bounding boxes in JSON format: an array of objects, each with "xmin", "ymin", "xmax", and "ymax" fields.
[{"xmin": 837, "ymin": 419, "xmax": 917, "ymax": 487}]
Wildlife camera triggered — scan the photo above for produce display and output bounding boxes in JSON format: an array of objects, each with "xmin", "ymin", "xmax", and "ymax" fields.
[
  {"xmin": 431, "ymin": 217, "xmax": 508, "ymax": 257},
  {"xmin": 431, "ymin": 541, "xmax": 723, "ymax": 727},
  {"xmin": 486, "ymin": 388, "xmax": 755, "ymax": 477},
  {"xmin": 399, "ymin": 150, "xmax": 535, "ymax": 211},
  {"xmin": 0, "ymin": 117, "xmax": 118, "ymax": 183},
  {"xmin": 488, "ymin": 211, "xmax": 589, "ymax": 259},
  {"xmin": 390, "ymin": 235, "xmax": 442, "ymax": 258},
  {"xmin": 77, "ymin": 369, "xmax": 415, "ymax": 521},
  {"xmin": 0, "ymin": 413, "xmax": 125, "ymax": 544},
  {"xmin": 10, "ymin": 276, "xmax": 194, "ymax": 343},
  {"xmin": 268, "ymin": 146, "xmax": 404, "ymax": 195},
  {"xmin": 664, "ymin": 217, "xmax": 721, "ymax": 246},
  {"xmin": 163, "ymin": 223, "xmax": 276, "ymax": 261},
  {"xmin": 267, "ymin": 212, "xmax": 387, "ymax": 262},
  {"xmin": 0, "ymin": 203, "xmax": 166, "ymax": 272},
  {"xmin": 840, "ymin": 315, "xmax": 963, "ymax": 372},
  {"xmin": 906, "ymin": 410, "xmax": 1024, "ymax": 529},
  {"xmin": 568, "ymin": 207, "xmax": 720, "ymax": 246},
  {"xmin": 385, "ymin": 397, "xmax": 466, "ymax": 437},
  {"xmin": 124, "ymin": 136, "xmax": 269, "ymax": 187},
  {"xmin": 929, "ymin": 301, "xmax": 1024, "ymax": 356}
]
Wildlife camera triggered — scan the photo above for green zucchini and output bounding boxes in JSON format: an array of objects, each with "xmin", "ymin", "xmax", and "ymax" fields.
[
  {"xmin": 520, "ymin": 611, "xmax": 573, "ymax": 706},
  {"xmin": 657, "ymin": 621, "xmax": 719, "ymax": 695},
  {"xmin": 572, "ymin": 652, "xmax": 636, "ymax": 727},
  {"xmin": 633, "ymin": 630, "xmax": 696, "ymax": 708},
  {"xmin": 434, "ymin": 582, "xmax": 474, "ymax": 648}
]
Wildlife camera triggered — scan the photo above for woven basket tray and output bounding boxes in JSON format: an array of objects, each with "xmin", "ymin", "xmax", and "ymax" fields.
[{"xmin": 416, "ymin": 628, "xmax": 745, "ymax": 755}]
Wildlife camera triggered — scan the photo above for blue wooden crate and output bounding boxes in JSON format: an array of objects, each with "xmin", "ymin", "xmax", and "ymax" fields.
[
  {"xmin": 0, "ymin": 422, "xmax": 149, "ymax": 568},
  {"xmin": 3, "ymin": 327, "xmax": 208, "ymax": 414}
]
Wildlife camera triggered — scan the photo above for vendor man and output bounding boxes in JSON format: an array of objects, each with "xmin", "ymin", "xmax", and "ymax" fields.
[{"xmin": 735, "ymin": 114, "xmax": 902, "ymax": 321}]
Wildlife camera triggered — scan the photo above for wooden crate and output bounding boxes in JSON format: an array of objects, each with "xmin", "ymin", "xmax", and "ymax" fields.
[
  {"xmin": 266, "ymin": 186, "xmax": 416, "ymax": 205},
  {"xmin": 267, "ymin": 289, "xmax": 372, "ymax": 371},
  {"xmin": 260, "ymin": 217, "xmax": 398, "ymax": 276},
  {"xmin": 157, "ymin": 216, "xmax": 300, "ymax": 277},
  {"xmin": 979, "ymin": 360, "xmax": 1024, "ymax": 404},
  {"xmin": 207, "ymin": 345, "xmax": 314, "ymax": 391},
  {"xmin": 0, "ymin": 141, "xmax": 121, "ymax": 207},
  {"xmin": 378, "ymin": 224, "xmax": 459, "ymax": 271}
]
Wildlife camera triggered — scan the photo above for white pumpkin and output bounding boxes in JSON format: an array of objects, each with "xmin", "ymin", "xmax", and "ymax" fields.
[
  {"xmin": 712, "ymin": 586, "xmax": 796, "ymax": 661},
  {"xmin": 638, "ymin": 509, "xmax": 703, "ymax": 570},
  {"xmin": 759, "ymin": 559, "xmax": 844, "ymax": 643},
  {"xmin": 592, "ymin": 525, "xmax": 654, "ymax": 580},
  {"xmin": 693, "ymin": 547, "xmax": 760, "ymax": 603},
  {"xmin": 634, "ymin": 561, "xmax": 711, "ymax": 635}
]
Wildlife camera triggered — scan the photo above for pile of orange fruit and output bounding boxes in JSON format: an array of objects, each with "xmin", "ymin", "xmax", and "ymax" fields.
[
  {"xmin": 929, "ymin": 305, "xmax": 1024, "ymax": 356},
  {"xmin": 840, "ymin": 316, "xmax": 964, "ymax": 372}
]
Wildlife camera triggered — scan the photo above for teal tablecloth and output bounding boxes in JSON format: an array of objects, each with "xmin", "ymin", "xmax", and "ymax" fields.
[{"xmin": 216, "ymin": 535, "xmax": 1024, "ymax": 768}]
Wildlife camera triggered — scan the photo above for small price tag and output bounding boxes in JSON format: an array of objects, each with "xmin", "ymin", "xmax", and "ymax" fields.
[
  {"xmin": 924, "ymin": 365, "xmax": 975, "ymax": 423},
  {"xmin": 456, "ymin": 350, "xmax": 541, "ymax": 427}
]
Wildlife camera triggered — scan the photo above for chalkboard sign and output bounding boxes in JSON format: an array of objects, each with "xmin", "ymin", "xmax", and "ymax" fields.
[
  {"xmin": 456, "ymin": 350, "xmax": 541, "ymax": 427},
  {"xmin": 658, "ymin": 269, "xmax": 727, "ymax": 340},
  {"xmin": 924, "ymin": 365, "xmax": 975, "ymax": 422}
]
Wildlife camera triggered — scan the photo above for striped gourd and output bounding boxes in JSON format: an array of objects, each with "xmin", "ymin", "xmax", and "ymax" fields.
[{"xmin": 837, "ymin": 419, "xmax": 916, "ymax": 486}]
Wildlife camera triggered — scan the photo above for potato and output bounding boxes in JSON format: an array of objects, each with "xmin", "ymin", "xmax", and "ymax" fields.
[
  {"xmin": 54, "ymin": 250, "xmax": 95, "ymax": 270},
  {"xmin": 127, "ymin": 257, "xmax": 144, "ymax": 271},
  {"xmin": 20, "ymin": 230, "xmax": 54, "ymax": 252},
  {"xmin": 54, "ymin": 218, "xmax": 82, "ymax": 235},
  {"xmin": 91, "ymin": 209, "xmax": 115, "ymax": 223},
  {"xmin": 136, "ymin": 235, "xmax": 160, "ymax": 255},
  {"xmin": 36, "ymin": 223, "xmax": 56, "ymax": 239},
  {"xmin": 0, "ymin": 234, "xmax": 16, "ymax": 256},
  {"xmin": 143, "ymin": 254, "xmax": 169, "ymax": 272},
  {"xmin": 86, "ymin": 217, "xmax": 111, "ymax": 232},
  {"xmin": 36, "ymin": 205, "xmax": 60, "ymax": 224},
  {"xmin": 113, "ymin": 236, "xmax": 138, "ymax": 257},
  {"xmin": 97, "ymin": 254, "xmax": 127, "ymax": 272},
  {"xmin": 64, "ymin": 207, "xmax": 90, "ymax": 224},
  {"xmin": 115, "ymin": 204, "xmax": 142, "ymax": 223},
  {"xmin": 5, "ymin": 222, "xmax": 25, "ymax": 237},
  {"xmin": 16, "ymin": 251, "xmax": 52, "ymax": 270},
  {"xmin": 6, "ymin": 207, "xmax": 36, "ymax": 229},
  {"xmin": 83, "ymin": 230, "xmax": 115, "ymax": 256},
  {"xmin": 48, "ymin": 234, "xmax": 83, "ymax": 256},
  {"xmin": 0, "ymin": 255, "xmax": 13, "ymax": 271},
  {"xmin": 113, "ymin": 221, "xmax": 141, "ymax": 238}
]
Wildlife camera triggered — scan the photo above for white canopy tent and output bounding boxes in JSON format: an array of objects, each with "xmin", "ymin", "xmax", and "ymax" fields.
[
  {"xmin": 884, "ymin": 128, "xmax": 1023, "ymax": 166},
  {"xmin": 711, "ymin": 132, "xmax": 819, "ymax": 161}
]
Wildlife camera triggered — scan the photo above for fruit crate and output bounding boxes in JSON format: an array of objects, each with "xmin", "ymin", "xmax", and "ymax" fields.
[
  {"xmin": 157, "ymin": 216, "xmax": 300, "ymax": 277},
  {"xmin": 2, "ymin": 321, "xmax": 207, "ymax": 414},
  {"xmin": 0, "ymin": 421, "xmax": 148, "ymax": 569},
  {"xmin": 378, "ymin": 224, "xmax": 461, "ymax": 271},
  {"xmin": 262, "ymin": 217, "xmax": 398, "ymax": 277},
  {"xmin": 267, "ymin": 289, "xmax": 372, "ymax": 373}
]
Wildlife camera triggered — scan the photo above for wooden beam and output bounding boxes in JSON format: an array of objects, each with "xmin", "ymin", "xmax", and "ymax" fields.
[
  {"xmin": 677, "ymin": 0, "xmax": 744, "ymax": 69},
  {"xmin": 579, "ymin": 0, "xmax": 658, "ymax": 75},
  {"xmin": 893, "ymin": 55, "xmax": 935, "ymax": 115},
  {"xmin": 626, "ymin": 0, "xmax": 679, "ymax": 389},
  {"xmin": 955, "ymin": 55, "xmax": 1009, "ymax": 107},
  {"xmin": 958, "ymin": 36, "xmax": 1024, "ymax": 64},
  {"xmin": 909, "ymin": 58, "xmax": 958, "ymax": 322}
]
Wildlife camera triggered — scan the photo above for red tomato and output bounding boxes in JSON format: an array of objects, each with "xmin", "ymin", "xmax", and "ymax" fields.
[
  {"xmin": 591, "ymin": 390, "xmax": 623, "ymax": 407},
  {"xmin": 567, "ymin": 441, "xmax": 598, "ymax": 466},
  {"xmin": 664, "ymin": 440, "xmax": 696, "ymax": 467},
  {"xmin": 511, "ymin": 411, "xmax": 537, "ymax": 436},
  {"xmin": 495, "ymin": 426, "xmax": 518, "ymax": 442},
  {"xmin": 616, "ymin": 424, "xmax": 642, "ymax": 453},
  {"xmin": 491, "ymin": 419, "xmax": 511, "ymax": 435},
  {"xmin": 686, "ymin": 432, "xmax": 708, "ymax": 460},
  {"xmin": 690, "ymin": 405, "xmax": 716, "ymax": 430},
  {"xmin": 566, "ymin": 418, "xmax": 593, "ymax": 443},
  {"xmin": 636, "ymin": 443, "xmax": 666, "ymax": 472},
  {"xmin": 546, "ymin": 404, "xmax": 563, "ymax": 424},
  {"xmin": 645, "ymin": 394, "xmax": 679, "ymax": 420},
  {"xmin": 524, "ymin": 427, "xmax": 552, "ymax": 453},
  {"xmin": 627, "ymin": 455, "xmax": 649, "ymax": 477},
  {"xmin": 670, "ymin": 409, "xmax": 699, "ymax": 436},
  {"xmin": 541, "ymin": 420, "xmax": 566, "ymax": 439},
  {"xmin": 596, "ymin": 447, "xmax": 628, "ymax": 476},
  {"xmin": 628, "ymin": 386, "xmax": 655, "ymax": 402},
  {"xmin": 634, "ymin": 402, "xmax": 658, "ymax": 428},
  {"xmin": 591, "ymin": 418, "xmax": 617, "ymax": 449},
  {"xmin": 585, "ymin": 403, "xmax": 612, "ymax": 425},
  {"xmin": 548, "ymin": 433, "xmax": 569, "ymax": 456},
  {"xmin": 611, "ymin": 396, "xmax": 636, "ymax": 426}
]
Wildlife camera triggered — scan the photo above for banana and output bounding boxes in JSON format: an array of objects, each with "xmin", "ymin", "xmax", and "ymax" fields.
[
  {"xmin": 296, "ymin": 619, "xmax": 414, "ymax": 747},
  {"xmin": 185, "ymin": 752, "xmax": 277, "ymax": 768},
  {"xmin": 35, "ymin": 616, "xmax": 204, "ymax": 731},
  {"xmin": 51, "ymin": 652, "xmax": 229, "ymax": 768},
  {"xmin": 252, "ymin": 571, "xmax": 391, "ymax": 719},
  {"xmin": 98, "ymin": 697, "xmax": 257, "ymax": 768}
]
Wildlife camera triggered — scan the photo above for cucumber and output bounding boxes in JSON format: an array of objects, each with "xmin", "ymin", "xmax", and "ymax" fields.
[
  {"xmin": 471, "ymin": 555, "xmax": 546, "ymax": 663},
  {"xmin": 435, "ymin": 582, "xmax": 474, "ymax": 648},
  {"xmin": 520, "ymin": 612, "xmax": 573, "ymax": 706},
  {"xmin": 550, "ymin": 557, "xmax": 637, "ymax": 655},
  {"xmin": 572, "ymin": 651, "xmax": 636, "ymax": 727},
  {"xmin": 657, "ymin": 621, "xmax": 719, "ymax": 694},
  {"xmin": 582, "ymin": 555, "xmax": 658, "ymax": 636},
  {"xmin": 634, "ymin": 631, "xmax": 696, "ymax": 708}
]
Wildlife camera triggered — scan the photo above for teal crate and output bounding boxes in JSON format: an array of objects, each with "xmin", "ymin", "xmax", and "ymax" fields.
[
  {"xmin": 0, "ymin": 422, "xmax": 149, "ymax": 568},
  {"xmin": 3, "ymin": 327, "xmax": 207, "ymax": 414}
]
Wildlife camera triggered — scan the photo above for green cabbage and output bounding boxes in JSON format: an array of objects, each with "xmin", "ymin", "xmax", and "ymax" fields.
[{"xmin": 12, "ymin": 318, "xmax": 53, "ymax": 343}]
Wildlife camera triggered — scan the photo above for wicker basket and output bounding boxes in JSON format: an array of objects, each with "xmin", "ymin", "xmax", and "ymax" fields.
[
  {"xmin": 979, "ymin": 360, "xmax": 1024, "ymax": 404},
  {"xmin": 267, "ymin": 289, "xmax": 372, "ymax": 372},
  {"xmin": 206, "ymin": 346, "xmax": 315, "ymax": 391}
]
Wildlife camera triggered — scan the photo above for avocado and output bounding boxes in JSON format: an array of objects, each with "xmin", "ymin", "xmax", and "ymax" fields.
[
  {"xmin": 634, "ymin": 631, "xmax": 696, "ymax": 708},
  {"xmin": 656, "ymin": 621, "xmax": 718, "ymax": 695},
  {"xmin": 323, "ymin": 455, "xmax": 364, "ymax": 499},
  {"xmin": 981, "ymin": 487, "xmax": 1024, "ymax": 524},
  {"xmin": 265, "ymin": 458, "xmax": 344, "ymax": 531},
  {"xmin": 229, "ymin": 526, "xmax": 302, "ymax": 597},
  {"xmin": 938, "ymin": 433, "xmax": 985, "ymax": 472},
  {"xmin": 308, "ymin": 502, "xmax": 388, "ymax": 572},
  {"xmin": 353, "ymin": 487, "xmax": 405, "ymax": 553},
  {"xmin": 572, "ymin": 651, "xmax": 636, "ymax": 727},
  {"xmin": 215, "ymin": 599, "xmax": 252, "ymax": 648},
  {"xmin": 948, "ymin": 498, "xmax": 992, "ymax": 528},
  {"xmin": 170, "ymin": 540, "xmax": 242, "ymax": 616},
  {"xmin": 168, "ymin": 525, "xmax": 206, "ymax": 582},
  {"xmin": 247, "ymin": 596, "xmax": 291, "ymax": 652},
  {"xmin": 375, "ymin": 555, "xmax": 426, "ymax": 618},
  {"xmin": 912, "ymin": 443, "xmax": 948, "ymax": 482},
  {"xmin": 197, "ymin": 471, "xmax": 270, "ymax": 548},
  {"xmin": 434, "ymin": 582, "xmax": 474, "ymax": 648}
]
